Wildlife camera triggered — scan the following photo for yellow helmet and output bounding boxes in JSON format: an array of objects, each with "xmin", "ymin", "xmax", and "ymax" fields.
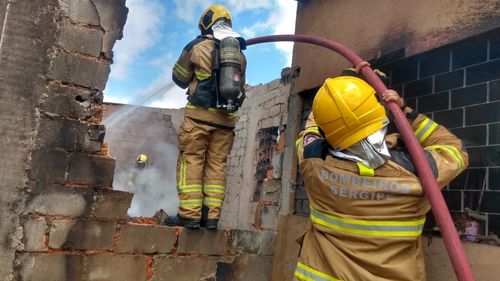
[
  {"xmin": 199, "ymin": 5, "xmax": 232, "ymax": 34},
  {"xmin": 136, "ymin": 154, "xmax": 148, "ymax": 164},
  {"xmin": 312, "ymin": 76, "xmax": 389, "ymax": 151}
]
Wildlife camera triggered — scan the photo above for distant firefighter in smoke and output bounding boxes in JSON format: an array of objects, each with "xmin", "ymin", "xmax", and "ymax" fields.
[
  {"xmin": 128, "ymin": 153, "xmax": 150, "ymax": 189},
  {"xmin": 127, "ymin": 153, "xmax": 154, "ymax": 216}
]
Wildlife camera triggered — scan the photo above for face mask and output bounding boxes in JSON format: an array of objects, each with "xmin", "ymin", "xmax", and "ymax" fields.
[
  {"xmin": 212, "ymin": 20, "xmax": 241, "ymax": 40},
  {"xmin": 331, "ymin": 127, "xmax": 391, "ymax": 169}
]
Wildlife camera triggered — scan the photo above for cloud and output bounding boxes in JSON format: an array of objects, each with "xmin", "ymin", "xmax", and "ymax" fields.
[
  {"xmin": 129, "ymin": 53, "xmax": 187, "ymax": 109},
  {"xmin": 241, "ymin": 0, "xmax": 297, "ymax": 66},
  {"xmin": 173, "ymin": 0, "xmax": 208, "ymax": 23},
  {"xmin": 103, "ymin": 94, "xmax": 131, "ymax": 104},
  {"xmin": 111, "ymin": 0, "xmax": 165, "ymax": 79},
  {"xmin": 172, "ymin": 0, "xmax": 297, "ymax": 66},
  {"xmin": 173, "ymin": 0, "xmax": 273, "ymax": 24},
  {"xmin": 148, "ymin": 86, "xmax": 188, "ymax": 109},
  {"xmin": 272, "ymin": 0, "xmax": 297, "ymax": 66},
  {"xmin": 225, "ymin": 0, "xmax": 273, "ymax": 13}
]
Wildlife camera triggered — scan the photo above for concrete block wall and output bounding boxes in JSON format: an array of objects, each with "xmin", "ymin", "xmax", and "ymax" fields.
[
  {"xmin": 293, "ymin": 28, "xmax": 500, "ymax": 236},
  {"xmin": 19, "ymin": 216, "xmax": 275, "ymax": 281},
  {"xmin": 221, "ymin": 78, "xmax": 291, "ymax": 231},
  {"xmin": 0, "ymin": 1, "xmax": 285, "ymax": 280},
  {"xmin": 375, "ymin": 28, "xmax": 500, "ymax": 238}
]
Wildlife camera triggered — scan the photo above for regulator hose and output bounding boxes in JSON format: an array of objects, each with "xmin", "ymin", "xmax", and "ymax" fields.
[{"xmin": 246, "ymin": 34, "xmax": 475, "ymax": 281}]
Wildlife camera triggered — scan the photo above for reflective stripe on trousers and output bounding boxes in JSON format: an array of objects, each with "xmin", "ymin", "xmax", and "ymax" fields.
[
  {"xmin": 309, "ymin": 205, "xmax": 425, "ymax": 237},
  {"xmin": 294, "ymin": 262, "xmax": 341, "ymax": 281}
]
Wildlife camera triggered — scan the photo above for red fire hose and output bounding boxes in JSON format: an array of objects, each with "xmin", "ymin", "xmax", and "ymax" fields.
[{"xmin": 246, "ymin": 34, "xmax": 475, "ymax": 281}]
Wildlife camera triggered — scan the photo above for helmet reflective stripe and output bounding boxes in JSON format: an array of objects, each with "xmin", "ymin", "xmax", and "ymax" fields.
[
  {"xmin": 294, "ymin": 262, "xmax": 340, "ymax": 281},
  {"xmin": 199, "ymin": 5, "xmax": 232, "ymax": 33},
  {"xmin": 309, "ymin": 205, "xmax": 425, "ymax": 237}
]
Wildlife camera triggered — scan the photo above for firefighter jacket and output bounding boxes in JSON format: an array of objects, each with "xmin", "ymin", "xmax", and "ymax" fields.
[
  {"xmin": 172, "ymin": 35, "xmax": 247, "ymax": 128},
  {"xmin": 294, "ymin": 108, "xmax": 468, "ymax": 281}
]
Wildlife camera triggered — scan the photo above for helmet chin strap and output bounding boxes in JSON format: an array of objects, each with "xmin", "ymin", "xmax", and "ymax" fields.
[{"xmin": 331, "ymin": 127, "xmax": 390, "ymax": 169}]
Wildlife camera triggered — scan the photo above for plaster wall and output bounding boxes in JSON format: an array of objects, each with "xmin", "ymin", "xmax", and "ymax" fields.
[
  {"xmin": 293, "ymin": 0, "xmax": 500, "ymax": 92},
  {"xmin": 0, "ymin": 1, "xmax": 50, "ymax": 278}
]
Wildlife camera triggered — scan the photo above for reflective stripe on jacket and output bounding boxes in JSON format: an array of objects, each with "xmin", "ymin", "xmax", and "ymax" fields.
[
  {"xmin": 294, "ymin": 108, "xmax": 468, "ymax": 281},
  {"xmin": 172, "ymin": 35, "xmax": 247, "ymax": 127}
]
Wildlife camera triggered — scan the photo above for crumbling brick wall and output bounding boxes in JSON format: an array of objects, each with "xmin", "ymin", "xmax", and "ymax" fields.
[
  {"xmin": 0, "ymin": 1, "xmax": 281, "ymax": 280},
  {"xmin": 221, "ymin": 78, "xmax": 291, "ymax": 231},
  {"xmin": 0, "ymin": 0, "xmax": 126, "ymax": 279}
]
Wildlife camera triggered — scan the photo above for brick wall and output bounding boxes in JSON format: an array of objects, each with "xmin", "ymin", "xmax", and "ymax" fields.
[
  {"xmin": 294, "ymin": 28, "xmax": 500, "ymax": 237},
  {"xmin": 222, "ymin": 78, "xmax": 291, "ymax": 231},
  {"xmin": 20, "ymin": 214, "xmax": 275, "ymax": 281},
  {"xmin": 0, "ymin": 1, "xmax": 279, "ymax": 280}
]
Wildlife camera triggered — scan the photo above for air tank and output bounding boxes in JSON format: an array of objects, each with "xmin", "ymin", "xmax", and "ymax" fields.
[{"xmin": 218, "ymin": 37, "xmax": 241, "ymax": 104}]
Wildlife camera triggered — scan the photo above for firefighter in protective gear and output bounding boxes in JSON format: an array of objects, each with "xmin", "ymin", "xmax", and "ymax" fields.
[
  {"xmin": 128, "ymin": 154, "xmax": 149, "ymax": 187},
  {"xmin": 166, "ymin": 4, "xmax": 247, "ymax": 229},
  {"xmin": 136, "ymin": 154, "xmax": 148, "ymax": 168},
  {"xmin": 294, "ymin": 72, "xmax": 468, "ymax": 281}
]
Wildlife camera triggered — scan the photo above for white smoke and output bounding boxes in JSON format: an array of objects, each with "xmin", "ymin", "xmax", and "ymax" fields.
[
  {"xmin": 103, "ymin": 81, "xmax": 181, "ymax": 217},
  {"xmin": 113, "ymin": 141, "xmax": 179, "ymax": 217}
]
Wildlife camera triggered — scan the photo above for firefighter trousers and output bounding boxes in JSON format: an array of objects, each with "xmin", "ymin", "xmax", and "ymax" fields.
[{"xmin": 176, "ymin": 116, "xmax": 234, "ymax": 221}]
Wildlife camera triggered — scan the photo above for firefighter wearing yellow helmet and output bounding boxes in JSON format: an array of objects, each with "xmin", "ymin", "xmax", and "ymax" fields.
[
  {"xmin": 167, "ymin": 4, "xmax": 247, "ymax": 229},
  {"xmin": 136, "ymin": 154, "xmax": 148, "ymax": 168},
  {"xmin": 294, "ymin": 68, "xmax": 468, "ymax": 281},
  {"xmin": 128, "ymin": 153, "xmax": 149, "ymax": 189}
]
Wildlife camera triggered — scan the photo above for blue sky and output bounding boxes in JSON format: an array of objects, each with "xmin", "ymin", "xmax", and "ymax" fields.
[{"xmin": 104, "ymin": 0, "xmax": 297, "ymax": 108}]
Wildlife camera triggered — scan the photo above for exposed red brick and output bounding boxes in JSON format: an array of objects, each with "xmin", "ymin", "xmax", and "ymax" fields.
[{"xmin": 145, "ymin": 256, "xmax": 154, "ymax": 280}]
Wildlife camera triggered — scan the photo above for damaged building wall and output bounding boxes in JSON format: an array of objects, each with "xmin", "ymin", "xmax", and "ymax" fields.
[
  {"xmin": 292, "ymin": 0, "xmax": 500, "ymax": 93},
  {"xmin": 0, "ymin": 1, "xmax": 285, "ymax": 280},
  {"xmin": 221, "ymin": 78, "xmax": 291, "ymax": 231},
  {"xmin": 0, "ymin": 0, "xmax": 50, "ymax": 278}
]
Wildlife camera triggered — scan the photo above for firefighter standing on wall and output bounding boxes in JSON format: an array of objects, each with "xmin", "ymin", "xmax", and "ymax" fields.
[
  {"xmin": 165, "ymin": 5, "xmax": 247, "ymax": 229},
  {"xmin": 294, "ymin": 67, "xmax": 468, "ymax": 281}
]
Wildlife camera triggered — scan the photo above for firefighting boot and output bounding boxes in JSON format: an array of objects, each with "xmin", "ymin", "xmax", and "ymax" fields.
[
  {"xmin": 200, "ymin": 206, "xmax": 218, "ymax": 229},
  {"xmin": 164, "ymin": 215, "xmax": 200, "ymax": 229},
  {"xmin": 203, "ymin": 219, "xmax": 218, "ymax": 229}
]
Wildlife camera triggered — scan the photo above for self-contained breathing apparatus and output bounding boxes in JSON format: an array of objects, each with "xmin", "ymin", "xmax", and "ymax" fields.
[{"xmin": 188, "ymin": 37, "xmax": 244, "ymax": 113}]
